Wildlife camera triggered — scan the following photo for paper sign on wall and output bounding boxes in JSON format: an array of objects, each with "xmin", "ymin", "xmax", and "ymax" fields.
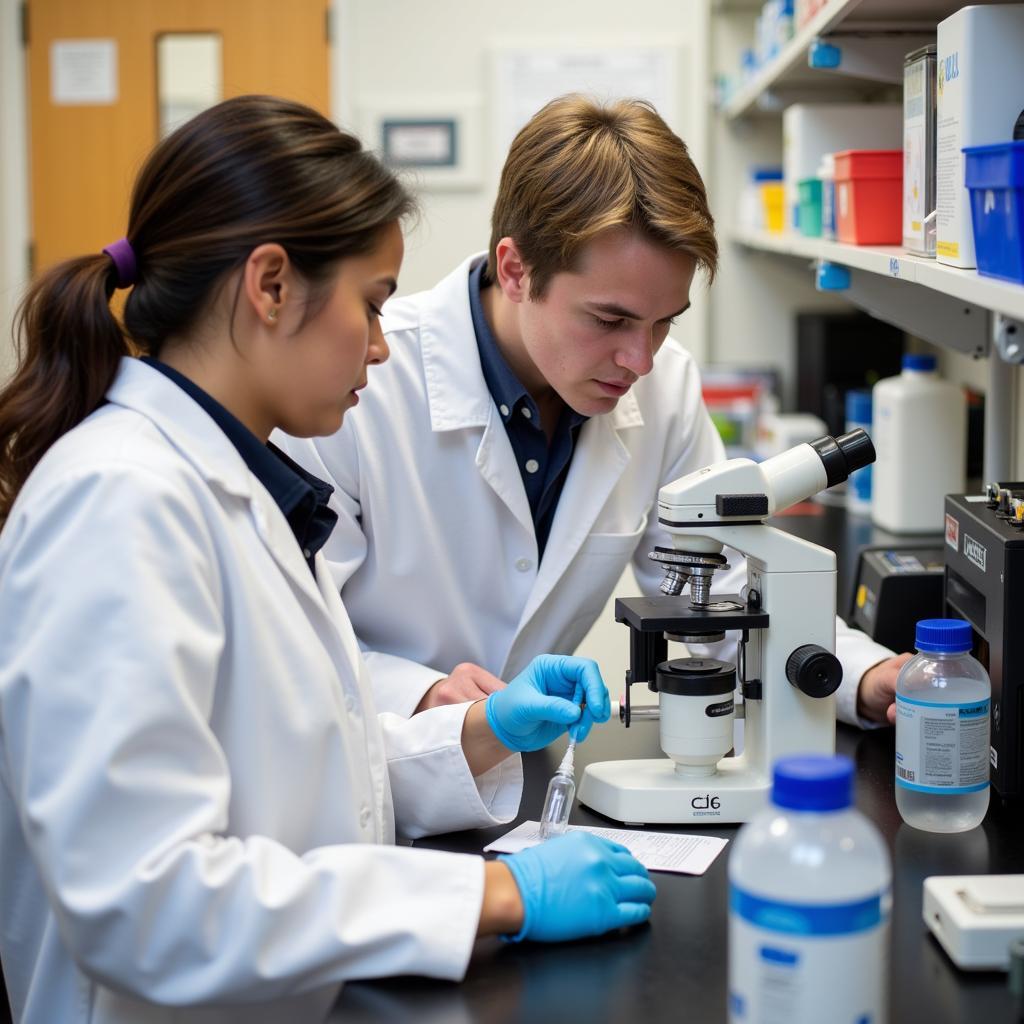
[{"xmin": 51, "ymin": 40, "xmax": 118, "ymax": 106}]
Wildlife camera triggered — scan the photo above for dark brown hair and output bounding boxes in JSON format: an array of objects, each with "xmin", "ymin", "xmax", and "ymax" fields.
[
  {"xmin": 487, "ymin": 94, "xmax": 717, "ymax": 298},
  {"xmin": 0, "ymin": 94, "xmax": 412, "ymax": 524}
]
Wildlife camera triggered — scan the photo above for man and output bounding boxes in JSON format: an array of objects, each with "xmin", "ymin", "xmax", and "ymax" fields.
[{"xmin": 279, "ymin": 94, "xmax": 907, "ymax": 728}]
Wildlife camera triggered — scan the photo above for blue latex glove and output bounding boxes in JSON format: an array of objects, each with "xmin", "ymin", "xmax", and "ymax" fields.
[
  {"xmin": 485, "ymin": 654, "xmax": 610, "ymax": 752},
  {"xmin": 500, "ymin": 831, "xmax": 656, "ymax": 942}
]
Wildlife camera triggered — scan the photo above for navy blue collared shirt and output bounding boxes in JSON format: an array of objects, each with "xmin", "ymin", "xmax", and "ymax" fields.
[
  {"xmin": 468, "ymin": 259, "xmax": 587, "ymax": 560},
  {"xmin": 143, "ymin": 358, "xmax": 337, "ymax": 577}
]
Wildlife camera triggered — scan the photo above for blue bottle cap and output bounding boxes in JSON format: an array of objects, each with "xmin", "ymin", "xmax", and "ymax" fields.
[
  {"xmin": 752, "ymin": 166, "xmax": 783, "ymax": 181},
  {"xmin": 845, "ymin": 388, "xmax": 872, "ymax": 424},
  {"xmin": 915, "ymin": 618, "xmax": 973, "ymax": 653},
  {"xmin": 902, "ymin": 353, "xmax": 936, "ymax": 372},
  {"xmin": 772, "ymin": 755, "xmax": 853, "ymax": 812}
]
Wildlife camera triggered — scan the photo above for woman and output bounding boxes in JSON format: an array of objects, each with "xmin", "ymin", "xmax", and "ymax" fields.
[{"xmin": 0, "ymin": 96, "xmax": 655, "ymax": 1024}]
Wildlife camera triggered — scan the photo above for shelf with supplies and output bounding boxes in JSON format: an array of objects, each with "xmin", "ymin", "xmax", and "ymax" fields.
[
  {"xmin": 722, "ymin": 0, "xmax": 972, "ymax": 120},
  {"xmin": 732, "ymin": 229, "xmax": 1024, "ymax": 329}
]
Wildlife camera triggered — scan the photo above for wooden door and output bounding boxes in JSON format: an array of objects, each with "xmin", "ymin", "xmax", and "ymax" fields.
[{"xmin": 26, "ymin": 0, "xmax": 330, "ymax": 273}]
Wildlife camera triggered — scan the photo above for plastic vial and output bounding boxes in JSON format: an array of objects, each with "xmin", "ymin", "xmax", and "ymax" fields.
[
  {"xmin": 728, "ymin": 755, "xmax": 891, "ymax": 1024},
  {"xmin": 895, "ymin": 618, "xmax": 990, "ymax": 833},
  {"xmin": 539, "ymin": 742, "xmax": 575, "ymax": 839}
]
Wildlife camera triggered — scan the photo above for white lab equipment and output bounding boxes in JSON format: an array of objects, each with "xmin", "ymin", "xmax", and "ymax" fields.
[
  {"xmin": 895, "ymin": 618, "xmax": 990, "ymax": 833},
  {"xmin": 924, "ymin": 874, "xmax": 1024, "ymax": 970},
  {"xmin": 728, "ymin": 755, "xmax": 891, "ymax": 1024},
  {"xmin": 577, "ymin": 430, "xmax": 876, "ymax": 824},
  {"xmin": 871, "ymin": 354, "xmax": 966, "ymax": 534}
]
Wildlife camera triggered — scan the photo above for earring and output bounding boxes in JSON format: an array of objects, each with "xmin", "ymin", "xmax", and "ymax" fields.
[{"xmin": 267, "ymin": 307, "xmax": 278, "ymax": 322}]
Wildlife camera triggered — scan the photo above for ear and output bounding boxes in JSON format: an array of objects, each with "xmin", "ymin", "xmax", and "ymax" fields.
[
  {"xmin": 492, "ymin": 237, "xmax": 532, "ymax": 304},
  {"xmin": 242, "ymin": 243, "xmax": 292, "ymax": 325}
]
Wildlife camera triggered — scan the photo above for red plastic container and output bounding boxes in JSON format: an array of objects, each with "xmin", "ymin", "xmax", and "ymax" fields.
[{"xmin": 834, "ymin": 149, "xmax": 903, "ymax": 245}]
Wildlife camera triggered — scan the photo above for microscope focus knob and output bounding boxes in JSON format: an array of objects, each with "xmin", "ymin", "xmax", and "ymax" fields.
[{"xmin": 786, "ymin": 645, "xmax": 842, "ymax": 699}]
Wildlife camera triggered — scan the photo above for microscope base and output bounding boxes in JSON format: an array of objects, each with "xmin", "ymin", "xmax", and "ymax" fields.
[{"xmin": 578, "ymin": 758, "xmax": 771, "ymax": 825}]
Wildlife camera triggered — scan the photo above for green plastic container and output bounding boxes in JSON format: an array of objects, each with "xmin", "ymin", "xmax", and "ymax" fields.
[{"xmin": 798, "ymin": 177, "xmax": 824, "ymax": 237}]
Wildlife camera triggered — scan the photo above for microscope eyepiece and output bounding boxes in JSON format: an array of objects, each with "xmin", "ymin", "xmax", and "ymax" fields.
[{"xmin": 809, "ymin": 429, "xmax": 876, "ymax": 488}]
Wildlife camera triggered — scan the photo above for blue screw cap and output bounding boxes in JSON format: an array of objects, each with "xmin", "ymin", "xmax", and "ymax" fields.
[
  {"xmin": 915, "ymin": 618, "xmax": 973, "ymax": 653},
  {"xmin": 772, "ymin": 755, "xmax": 854, "ymax": 812}
]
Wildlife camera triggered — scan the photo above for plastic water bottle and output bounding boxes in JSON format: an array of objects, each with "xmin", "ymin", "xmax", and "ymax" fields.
[
  {"xmin": 895, "ymin": 619, "xmax": 990, "ymax": 833},
  {"xmin": 871, "ymin": 354, "xmax": 965, "ymax": 533},
  {"xmin": 728, "ymin": 755, "xmax": 890, "ymax": 1024}
]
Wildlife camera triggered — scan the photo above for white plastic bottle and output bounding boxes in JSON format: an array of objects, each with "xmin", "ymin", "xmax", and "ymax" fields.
[
  {"xmin": 871, "ymin": 354, "xmax": 966, "ymax": 533},
  {"xmin": 895, "ymin": 618, "xmax": 990, "ymax": 833},
  {"xmin": 729, "ymin": 755, "xmax": 891, "ymax": 1024}
]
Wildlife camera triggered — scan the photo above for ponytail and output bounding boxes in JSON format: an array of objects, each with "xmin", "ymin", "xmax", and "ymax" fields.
[{"xmin": 0, "ymin": 254, "xmax": 127, "ymax": 524}]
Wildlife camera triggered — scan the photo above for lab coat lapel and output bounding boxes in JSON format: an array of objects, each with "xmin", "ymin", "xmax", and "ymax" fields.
[
  {"xmin": 106, "ymin": 358, "xmax": 350, "ymax": 661},
  {"xmin": 419, "ymin": 255, "xmax": 535, "ymax": 539},
  {"xmin": 517, "ymin": 393, "xmax": 641, "ymax": 628}
]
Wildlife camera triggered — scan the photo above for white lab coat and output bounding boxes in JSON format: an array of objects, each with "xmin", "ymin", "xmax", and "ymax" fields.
[
  {"xmin": 277, "ymin": 256, "xmax": 894, "ymax": 727},
  {"xmin": 0, "ymin": 357, "xmax": 522, "ymax": 1024}
]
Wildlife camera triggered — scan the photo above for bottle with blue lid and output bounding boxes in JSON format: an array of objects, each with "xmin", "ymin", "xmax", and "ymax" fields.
[
  {"xmin": 895, "ymin": 618, "xmax": 990, "ymax": 833},
  {"xmin": 870, "ymin": 353, "xmax": 966, "ymax": 534},
  {"xmin": 728, "ymin": 755, "xmax": 890, "ymax": 1024}
]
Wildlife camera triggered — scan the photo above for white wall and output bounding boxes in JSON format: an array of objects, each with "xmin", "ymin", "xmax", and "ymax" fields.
[{"xmin": 0, "ymin": 0, "xmax": 29, "ymax": 384}]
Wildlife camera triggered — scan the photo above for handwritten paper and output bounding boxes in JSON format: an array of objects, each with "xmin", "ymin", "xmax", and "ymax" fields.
[{"xmin": 484, "ymin": 821, "xmax": 728, "ymax": 876}]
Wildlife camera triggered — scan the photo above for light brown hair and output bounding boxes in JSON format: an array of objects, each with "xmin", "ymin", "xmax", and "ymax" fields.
[
  {"xmin": 487, "ymin": 94, "xmax": 717, "ymax": 299},
  {"xmin": 0, "ymin": 95, "xmax": 413, "ymax": 524}
]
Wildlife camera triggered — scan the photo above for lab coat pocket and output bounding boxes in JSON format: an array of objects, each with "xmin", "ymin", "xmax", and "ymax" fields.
[{"xmin": 568, "ymin": 509, "xmax": 650, "ymax": 620}]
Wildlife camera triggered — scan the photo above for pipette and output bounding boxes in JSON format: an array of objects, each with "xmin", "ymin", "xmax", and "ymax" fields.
[{"xmin": 539, "ymin": 739, "xmax": 576, "ymax": 839}]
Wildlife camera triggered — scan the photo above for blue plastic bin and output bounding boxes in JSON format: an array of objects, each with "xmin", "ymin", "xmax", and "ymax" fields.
[{"xmin": 964, "ymin": 141, "xmax": 1024, "ymax": 284}]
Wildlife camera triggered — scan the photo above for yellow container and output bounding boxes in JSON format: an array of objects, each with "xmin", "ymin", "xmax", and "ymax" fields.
[{"xmin": 760, "ymin": 182, "xmax": 785, "ymax": 234}]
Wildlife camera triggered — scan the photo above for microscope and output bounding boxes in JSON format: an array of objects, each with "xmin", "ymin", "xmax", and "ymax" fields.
[{"xmin": 578, "ymin": 430, "xmax": 876, "ymax": 825}]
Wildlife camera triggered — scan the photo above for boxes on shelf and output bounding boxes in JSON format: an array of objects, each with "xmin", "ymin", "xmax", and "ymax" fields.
[
  {"xmin": 964, "ymin": 141, "xmax": 1024, "ymax": 284},
  {"xmin": 936, "ymin": 4, "xmax": 1024, "ymax": 269},
  {"xmin": 903, "ymin": 44, "xmax": 937, "ymax": 257},
  {"xmin": 834, "ymin": 150, "xmax": 903, "ymax": 245},
  {"xmin": 797, "ymin": 177, "xmax": 823, "ymax": 237},
  {"xmin": 783, "ymin": 103, "xmax": 902, "ymax": 233}
]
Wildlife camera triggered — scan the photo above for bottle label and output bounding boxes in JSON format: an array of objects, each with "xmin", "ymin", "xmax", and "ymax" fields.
[
  {"xmin": 895, "ymin": 695, "xmax": 990, "ymax": 794},
  {"xmin": 729, "ymin": 885, "xmax": 888, "ymax": 1024}
]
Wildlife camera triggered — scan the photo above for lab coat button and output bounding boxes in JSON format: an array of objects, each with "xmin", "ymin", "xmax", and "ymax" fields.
[
  {"xmin": 515, "ymin": 558, "xmax": 533, "ymax": 573},
  {"xmin": 524, "ymin": 459, "xmax": 540, "ymax": 474}
]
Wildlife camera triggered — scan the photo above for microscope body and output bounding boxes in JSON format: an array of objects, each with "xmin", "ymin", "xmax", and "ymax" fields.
[{"xmin": 578, "ymin": 433, "xmax": 873, "ymax": 826}]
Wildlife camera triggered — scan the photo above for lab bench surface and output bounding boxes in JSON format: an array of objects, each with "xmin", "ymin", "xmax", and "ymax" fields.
[{"xmin": 332, "ymin": 722, "xmax": 1024, "ymax": 1024}]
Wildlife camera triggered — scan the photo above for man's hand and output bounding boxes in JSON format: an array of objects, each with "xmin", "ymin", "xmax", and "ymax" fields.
[
  {"xmin": 856, "ymin": 653, "xmax": 914, "ymax": 725},
  {"xmin": 416, "ymin": 662, "xmax": 507, "ymax": 713}
]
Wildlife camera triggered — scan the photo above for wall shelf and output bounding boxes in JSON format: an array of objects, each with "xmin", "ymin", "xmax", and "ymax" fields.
[
  {"xmin": 732, "ymin": 230, "xmax": 1024, "ymax": 325},
  {"xmin": 723, "ymin": 0, "xmax": 967, "ymax": 119}
]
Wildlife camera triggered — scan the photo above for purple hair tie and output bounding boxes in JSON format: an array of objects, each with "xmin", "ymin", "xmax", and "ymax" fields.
[{"xmin": 102, "ymin": 237, "xmax": 137, "ymax": 288}]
